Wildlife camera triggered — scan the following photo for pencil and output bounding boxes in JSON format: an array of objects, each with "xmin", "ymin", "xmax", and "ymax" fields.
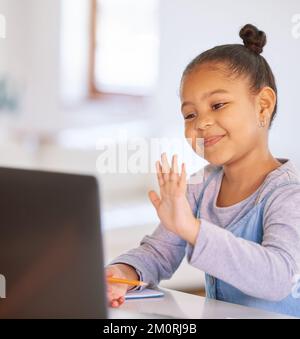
[{"xmin": 107, "ymin": 277, "xmax": 148, "ymax": 287}]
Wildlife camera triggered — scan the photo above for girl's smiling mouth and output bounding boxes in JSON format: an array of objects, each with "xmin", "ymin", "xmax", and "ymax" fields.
[{"xmin": 204, "ymin": 135, "xmax": 226, "ymax": 147}]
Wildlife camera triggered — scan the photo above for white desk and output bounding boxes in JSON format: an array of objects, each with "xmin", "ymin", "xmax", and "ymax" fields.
[{"xmin": 110, "ymin": 288, "xmax": 297, "ymax": 319}]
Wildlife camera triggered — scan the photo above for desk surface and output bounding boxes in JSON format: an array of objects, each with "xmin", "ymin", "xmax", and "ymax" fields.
[{"xmin": 110, "ymin": 288, "xmax": 297, "ymax": 319}]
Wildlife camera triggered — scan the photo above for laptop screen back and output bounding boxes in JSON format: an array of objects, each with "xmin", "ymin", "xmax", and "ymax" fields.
[{"xmin": 0, "ymin": 167, "xmax": 107, "ymax": 319}]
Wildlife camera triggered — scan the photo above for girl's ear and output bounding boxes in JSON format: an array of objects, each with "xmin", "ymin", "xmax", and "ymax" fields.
[{"xmin": 257, "ymin": 86, "xmax": 277, "ymax": 125}]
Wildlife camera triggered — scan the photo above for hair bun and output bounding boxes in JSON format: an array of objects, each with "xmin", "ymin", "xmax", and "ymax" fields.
[{"xmin": 239, "ymin": 24, "xmax": 267, "ymax": 55}]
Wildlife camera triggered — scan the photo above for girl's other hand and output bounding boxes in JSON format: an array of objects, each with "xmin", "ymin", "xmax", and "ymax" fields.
[{"xmin": 105, "ymin": 263, "xmax": 139, "ymax": 308}]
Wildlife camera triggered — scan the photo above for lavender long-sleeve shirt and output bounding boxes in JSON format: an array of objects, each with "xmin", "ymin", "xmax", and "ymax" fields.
[{"xmin": 110, "ymin": 158, "xmax": 300, "ymax": 301}]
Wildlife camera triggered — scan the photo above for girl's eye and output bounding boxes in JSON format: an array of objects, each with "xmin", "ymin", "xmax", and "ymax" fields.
[
  {"xmin": 212, "ymin": 103, "xmax": 226, "ymax": 111},
  {"xmin": 184, "ymin": 113, "xmax": 196, "ymax": 120}
]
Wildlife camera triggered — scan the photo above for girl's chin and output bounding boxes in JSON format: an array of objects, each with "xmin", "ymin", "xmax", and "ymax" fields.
[
  {"xmin": 193, "ymin": 149, "xmax": 228, "ymax": 166},
  {"xmin": 204, "ymin": 153, "xmax": 229, "ymax": 167}
]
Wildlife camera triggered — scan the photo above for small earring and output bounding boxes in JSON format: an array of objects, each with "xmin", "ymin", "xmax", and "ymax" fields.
[{"xmin": 259, "ymin": 118, "xmax": 267, "ymax": 128}]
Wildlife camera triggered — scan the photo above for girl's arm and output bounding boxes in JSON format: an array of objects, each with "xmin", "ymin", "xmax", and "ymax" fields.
[{"xmin": 109, "ymin": 221, "xmax": 187, "ymax": 289}]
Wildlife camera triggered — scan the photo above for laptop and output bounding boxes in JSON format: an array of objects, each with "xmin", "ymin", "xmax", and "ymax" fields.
[{"xmin": 0, "ymin": 167, "xmax": 107, "ymax": 319}]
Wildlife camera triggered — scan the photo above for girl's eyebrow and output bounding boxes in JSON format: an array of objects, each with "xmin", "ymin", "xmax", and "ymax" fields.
[{"xmin": 181, "ymin": 89, "xmax": 230, "ymax": 110}]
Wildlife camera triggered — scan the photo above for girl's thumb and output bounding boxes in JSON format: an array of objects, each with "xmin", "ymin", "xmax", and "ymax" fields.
[{"xmin": 148, "ymin": 190, "xmax": 161, "ymax": 210}]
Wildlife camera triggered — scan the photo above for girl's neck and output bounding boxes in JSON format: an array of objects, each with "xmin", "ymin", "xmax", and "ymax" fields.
[{"xmin": 222, "ymin": 149, "xmax": 282, "ymax": 191}]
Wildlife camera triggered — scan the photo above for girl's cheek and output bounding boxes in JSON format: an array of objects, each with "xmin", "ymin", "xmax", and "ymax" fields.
[
  {"xmin": 185, "ymin": 123, "xmax": 197, "ymax": 135},
  {"xmin": 185, "ymin": 128, "xmax": 196, "ymax": 141}
]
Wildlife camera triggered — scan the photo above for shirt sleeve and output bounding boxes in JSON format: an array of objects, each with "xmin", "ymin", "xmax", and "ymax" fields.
[
  {"xmin": 109, "ymin": 222, "xmax": 187, "ymax": 289},
  {"xmin": 186, "ymin": 183, "xmax": 300, "ymax": 301}
]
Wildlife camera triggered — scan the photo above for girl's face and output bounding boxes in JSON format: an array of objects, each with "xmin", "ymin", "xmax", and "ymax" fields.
[{"xmin": 180, "ymin": 62, "xmax": 266, "ymax": 166}]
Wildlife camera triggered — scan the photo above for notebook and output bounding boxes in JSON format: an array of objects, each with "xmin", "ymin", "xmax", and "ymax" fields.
[{"xmin": 125, "ymin": 288, "xmax": 165, "ymax": 300}]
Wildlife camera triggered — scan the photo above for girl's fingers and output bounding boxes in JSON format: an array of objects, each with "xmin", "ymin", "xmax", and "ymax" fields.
[
  {"xmin": 170, "ymin": 154, "xmax": 179, "ymax": 182},
  {"xmin": 106, "ymin": 270, "xmax": 114, "ymax": 278},
  {"xmin": 157, "ymin": 153, "xmax": 183, "ymax": 185},
  {"xmin": 161, "ymin": 153, "xmax": 170, "ymax": 181},
  {"xmin": 172, "ymin": 155, "xmax": 179, "ymax": 174},
  {"xmin": 110, "ymin": 295, "xmax": 125, "ymax": 308},
  {"xmin": 148, "ymin": 190, "xmax": 161, "ymax": 211},
  {"xmin": 156, "ymin": 161, "xmax": 164, "ymax": 186},
  {"xmin": 179, "ymin": 162, "xmax": 187, "ymax": 188},
  {"xmin": 111, "ymin": 300, "xmax": 119, "ymax": 308},
  {"xmin": 118, "ymin": 296, "xmax": 125, "ymax": 304}
]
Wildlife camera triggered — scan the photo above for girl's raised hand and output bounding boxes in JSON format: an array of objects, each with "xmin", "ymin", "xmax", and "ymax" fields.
[{"xmin": 148, "ymin": 153, "xmax": 200, "ymax": 245}]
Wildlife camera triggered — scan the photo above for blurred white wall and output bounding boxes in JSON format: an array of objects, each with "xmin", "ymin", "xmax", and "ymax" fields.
[{"xmin": 0, "ymin": 0, "xmax": 61, "ymax": 131}]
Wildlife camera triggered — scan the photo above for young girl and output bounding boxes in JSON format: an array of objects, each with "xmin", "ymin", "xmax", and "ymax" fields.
[{"xmin": 106, "ymin": 24, "xmax": 300, "ymax": 317}]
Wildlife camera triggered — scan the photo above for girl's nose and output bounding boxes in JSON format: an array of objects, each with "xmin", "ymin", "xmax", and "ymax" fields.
[{"xmin": 195, "ymin": 116, "xmax": 214, "ymax": 130}]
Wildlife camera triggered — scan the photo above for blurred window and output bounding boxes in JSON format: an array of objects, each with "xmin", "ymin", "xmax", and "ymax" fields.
[{"xmin": 89, "ymin": 0, "xmax": 159, "ymax": 97}]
